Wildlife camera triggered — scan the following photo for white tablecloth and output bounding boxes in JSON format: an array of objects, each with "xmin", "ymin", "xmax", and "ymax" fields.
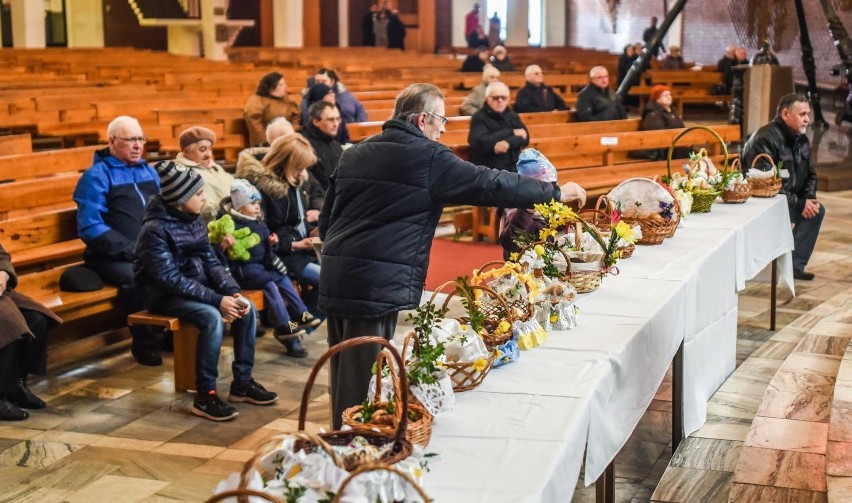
[{"xmin": 425, "ymin": 196, "xmax": 794, "ymax": 500}]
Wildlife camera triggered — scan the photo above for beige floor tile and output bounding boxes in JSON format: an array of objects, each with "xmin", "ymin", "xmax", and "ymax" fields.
[
  {"xmin": 781, "ymin": 352, "xmax": 842, "ymax": 376},
  {"xmin": 796, "ymin": 334, "xmax": 851, "ymax": 357},
  {"xmin": 756, "ymin": 389, "xmax": 832, "ymax": 422},
  {"xmin": 213, "ymin": 448, "xmax": 254, "ymax": 462},
  {"xmin": 827, "ymin": 441, "xmax": 852, "ymax": 477},
  {"xmin": 65, "ymin": 474, "xmax": 169, "ymax": 503},
  {"xmin": 89, "ymin": 436, "xmax": 164, "ymax": 452},
  {"xmin": 0, "ymin": 427, "xmax": 44, "ymax": 441},
  {"xmin": 691, "ymin": 421, "xmax": 751, "ymax": 442},
  {"xmin": 768, "ymin": 371, "xmax": 837, "ymax": 396},
  {"xmin": 830, "ymin": 406, "xmax": 852, "ymax": 443},
  {"xmin": 668, "ymin": 437, "xmax": 743, "ymax": 472},
  {"xmin": 0, "ymin": 440, "xmax": 81, "ymax": 469},
  {"xmin": 650, "ymin": 466, "xmax": 732, "ymax": 502},
  {"xmin": 744, "ymin": 416, "xmax": 828, "ymax": 454},
  {"xmin": 728, "ymin": 482, "xmax": 827, "ymax": 503},
  {"xmin": 732, "ymin": 446, "xmax": 826, "ymax": 492},
  {"xmin": 31, "ymin": 431, "xmax": 103, "ymax": 446},
  {"xmin": 809, "ymin": 320, "xmax": 852, "ymax": 338},
  {"xmin": 706, "ymin": 391, "xmax": 761, "ymax": 420},
  {"xmin": 0, "ymin": 486, "xmax": 70, "ymax": 503},
  {"xmin": 151, "ymin": 442, "xmax": 225, "ymax": 459},
  {"xmin": 827, "ymin": 475, "xmax": 852, "ymax": 501},
  {"xmin": 751, "ymin": 340, "xmax": 799, "ymax": 360}
]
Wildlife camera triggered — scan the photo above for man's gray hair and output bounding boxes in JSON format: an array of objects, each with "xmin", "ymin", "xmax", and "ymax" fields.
[
  {"xmin": 392, "ymin": 83, "xmax": 445, "ymax": 125},
  {"xmin": 524, "ymin": 65, "xmax": 542, "ymax": 78},
  {"xmin": 265, "ymin": 117, "xmax": 295, "ymax": 144},
  {"xmin": 776, "ymin": 93, "xmax": 809, "ymax": 118},
  {"xmin": 485, "ymin": 81, "xmax": 509, "ymax": 97},
  {"xmin": 107, "ymin": 116, "xmax": 141, "ymax": 137}
]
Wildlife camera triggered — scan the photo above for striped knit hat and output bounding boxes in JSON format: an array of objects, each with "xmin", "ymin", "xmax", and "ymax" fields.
[{"xmin": 155, "ymin": 160, "xmax": 204, "ymax": 206}]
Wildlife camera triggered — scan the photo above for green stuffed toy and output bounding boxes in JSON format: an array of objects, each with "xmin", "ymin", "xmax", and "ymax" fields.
[{"xmin": 207, "ymin": 214, "xmax": 261, "ymax": 262}]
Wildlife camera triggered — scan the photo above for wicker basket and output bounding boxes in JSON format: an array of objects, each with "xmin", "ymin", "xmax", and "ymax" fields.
[
  {"xmin": 206, "ymin": 431, "xmax": 343, "ymax": 503},
  {"xmin": 747, "ymin": 152, "xmax": 783, "ymax": 197},
  {"xmin": 401, "ymin": 329, "xmax": 493, "ymax": 394},
  {"xmin": 471, "ymin": 262, "xmax": 536, "ymax": 325},
  {"xmin": 332, "ymin": 462, "xmax": 431, "ymax": 503},
  {"xmin": 721, "ymin": 158, "xmax": 752, "ymax": 203},
  {"xmin": 608, "ymin": 177, "xmax": 680, "ymax": 245},
  {"xmin": 666, "ymin": 127, "xmax": 728, "ymax": 214},
  {"xmin": 298, "ymin": 337, "xmax": 413, "ymax": 471},
  {"xmin": 562, "ymin": 221, "xmax": 604, "ymax": 294},
  {"xmin": 577, "ymin": 196, "xmax": 613, "ymax": 233},
  {"xmin": 343, "ymin": 350, "xmax": 433, "ymax": 447}
]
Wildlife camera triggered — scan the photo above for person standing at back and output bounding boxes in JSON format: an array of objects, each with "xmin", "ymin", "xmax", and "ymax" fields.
[{"xmin": 465, "ymin": 3, "xmax": 481, "ymax": 43}]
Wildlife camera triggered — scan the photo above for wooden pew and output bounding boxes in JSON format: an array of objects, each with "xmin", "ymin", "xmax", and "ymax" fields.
[{"xmin": 0, "ymin": 133, "xmax": 32, "ymax": 155}]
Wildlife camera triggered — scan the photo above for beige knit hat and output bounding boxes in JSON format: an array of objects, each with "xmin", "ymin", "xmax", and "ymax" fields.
[{"xmin": 178, "ymin": 126, "xmax": 217, "ymax": 150}]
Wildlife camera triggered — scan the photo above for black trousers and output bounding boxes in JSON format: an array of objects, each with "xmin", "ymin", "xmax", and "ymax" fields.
[
  {"xmin": 0, "ymin": 309, "xmax": 51, "ymax": 393},
  {"xmin": 88, "ymin": 260, "xmax": 157, "ymax": 352},
  {"xmin": 325, "ymin": 312, "xmax": 398, "ymax": 429}
]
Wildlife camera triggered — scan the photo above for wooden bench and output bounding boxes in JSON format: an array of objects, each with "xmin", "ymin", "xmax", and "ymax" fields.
[
  {"xmin": 0, "ymin": 133, "xmax": 32, "ymax": 155},
  {"xmin": 127, "ymin": 289, "xmax": 267, "ymax": 393}
]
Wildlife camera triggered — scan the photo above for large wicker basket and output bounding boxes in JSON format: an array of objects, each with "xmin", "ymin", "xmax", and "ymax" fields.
[
  {"xmin": 332, "ymin": 463, "xmax": 431, "ymax": 503},
  {"xmin": 666, "ymin": 127, "xmax": 729, "ymax": 214},
  {"xmin": 298, "ymin": 337, "xmax": 413, "ymax": 470},
  {"xmin": 561, "ymin": 220, "xmax": 604, "ymax": 293},
  {"xmin": 343, "ymin": 350, "xmax": 433, "ymax": 447},
  {"xmin": 403, "ymin": 323, "xmax": 495, "ymax": 393},
  {"xmin": 608, "ymin": 177, "xmax": 680, "ymax": 245},
  {"xmin": 747, "ymin": 152, "xmax": 783, "ymax": 197},
  {"xmin": 471, "ymin": 262, "xmax": 536, "ymax": 325},
  {"xmin": 721, "ymin": 158, "xmax": 752, "ymax": 204}
]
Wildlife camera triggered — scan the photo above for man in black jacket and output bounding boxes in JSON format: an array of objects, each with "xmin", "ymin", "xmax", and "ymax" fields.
[
  {"xmin": 741, "ymin": 93, "xmax": 824, "ymax": 281},
  {"xmin": 513, "ymin": 65, "xmax": 569, "ymax": 113},
  {"xmin": 468, "ymin": 81, "xmax": 529, "ymax": 172},
  {"xmin": 576, "ymin": 66, "xmax": 627, "ymax": 122},
  {"xmin": 301, "ymin": 101, "xmax": 343, "ymax": 194},
  {"xmin": 318, "ymin": 83, "xmax": 586, "ymax": 426},
  {"xmin": 461, "ymin": 46, "xmax": 490, "ymax": 73}
]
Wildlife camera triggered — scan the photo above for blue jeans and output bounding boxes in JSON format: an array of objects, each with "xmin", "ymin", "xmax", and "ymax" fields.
[
  {"xmin": 262, "ymin": 277, "xmax": 309, "ymax": 330},
  {"xmin": 791, "ymin": 203, "xmax": 825, "ymax": 271},
  {"xmin": 295, "ymin": 262, "xmax": 322, "ymax": 318},
  {"xmin": 297, "ymin": 262, "xmax": 321, "ymax": 286},
  {"xmin": 151, "ymin": 296, "xmax": 256, "ymax": 393}
]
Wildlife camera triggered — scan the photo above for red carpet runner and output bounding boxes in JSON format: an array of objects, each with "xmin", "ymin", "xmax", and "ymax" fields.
[{"xmin": 424, "ymin": 238, "xmax": 504, "ymax": 291}]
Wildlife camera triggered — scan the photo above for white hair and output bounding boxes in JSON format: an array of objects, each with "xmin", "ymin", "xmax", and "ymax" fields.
[
  {"xmin": 485, "ymin": 81, "xmax": 509, "ymax": 97},
  {"xmin": 107, "ymin": 116, "xmax": 141, "ymax": 137},
  {"xmin": 524, "ymin": 65, "xmax": 542, "ymax": 78},
  {"xmin": 265, "ymin": 117, "xmax": 295, "ymax": 144}
]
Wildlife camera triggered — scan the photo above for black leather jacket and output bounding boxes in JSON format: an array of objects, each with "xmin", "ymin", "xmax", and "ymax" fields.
[
  {"xmin": 134, "ymin": 194, "xmax": 240, "ymax": 309},
  {"xmin": 741, "ymin": 117, "xmax": 817, "ymax": 219},
  {"xmin": 318, "ymin": 119, "xmax": 561, "ymax": 318},
  {"xmin": 576, "ymin": 83, "xmax": 627, "ymax": 122}
]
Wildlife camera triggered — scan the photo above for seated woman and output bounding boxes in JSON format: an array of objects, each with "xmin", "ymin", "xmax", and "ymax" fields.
[
  {"xmin": 244, "ymin": 72, "xmax": 300, "ymax": 147},
  {"xmin": 175, "ymin": 126, "xmax": 233, "ymax": 222},
  {"xmin": 0, "ymin": 244, "xmax": 61, "ymax": 421},
  {"xmin": 635, "ymin": 85, "xmax": 688, "ymax": 160},
  {"xmin": 236, "ymin": 134, "xmax": 322, "ymax": 315},
  {"xmin": 661, "ymin": 46, "xmax": 686, "ymax": 70},
  {"xmin": 489, "ymin": 46, "xmax": 516, "ymax": 72}
]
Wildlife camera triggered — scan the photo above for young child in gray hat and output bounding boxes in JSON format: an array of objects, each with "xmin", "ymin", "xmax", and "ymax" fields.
[{"xmin": 134, "ymin": 161, "xmax": 278, "ymax": 422}]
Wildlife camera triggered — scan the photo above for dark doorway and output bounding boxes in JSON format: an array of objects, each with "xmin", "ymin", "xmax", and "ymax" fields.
[
  {"xmin": 102, "ymin": 0, "xmax": 167, "ymax": 50},
  {"xmin": 436, "ymin": 0, "xmax": 451, "ymax": 51},
  {"xmin": 1, "ymin": 2, "xmax": 12, "ymax": 48},
  {"xmin": 46, "ymin": 0, "xmax": 68, "ymax": 47},
  {"xmin": 228, "ymin": 0, "xmax": 260, "ymax": 47},
  {"xmin": 320, "ymin": 0, "xmax": 339, "ymax": 46}
]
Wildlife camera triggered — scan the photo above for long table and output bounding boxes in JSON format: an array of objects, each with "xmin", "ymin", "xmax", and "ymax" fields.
[{"xmin": 423, "ymin": 196, "xmax": 794, "ymax": 502}]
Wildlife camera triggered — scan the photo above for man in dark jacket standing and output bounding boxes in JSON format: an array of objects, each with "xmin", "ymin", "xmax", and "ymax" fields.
[
  {"xmin": 318, "ymin": 83, "xmax": 587, "ymax": 427},
  {"xmin": 468, "ymin": 82, "xmax": 529, "ymax": 172},
  {"xmin": 73, "ymin": 116, "xmax": 162, "ymax": 366},
  {"xmin": 301, "ymin": 101, "xmax": 343, "ymax": 194},
  {"xmin": 514, "ymin": 65, "xmax": 569, "ymax": 113},
  {"xmin": 576, "ymin": 66, "xmax": 627, "ymax": 122},
  {"xmin": 742, "ymin": 93, "xmax": 824, "ymax": 281}
]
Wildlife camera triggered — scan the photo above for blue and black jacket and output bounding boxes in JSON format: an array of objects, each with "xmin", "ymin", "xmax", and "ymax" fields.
[{"xmin": 73, "ymin": 148, "xmax": 160, "ymax": 266}]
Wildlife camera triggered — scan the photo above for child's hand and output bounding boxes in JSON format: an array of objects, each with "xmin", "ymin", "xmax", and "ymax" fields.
[
  {"xmin": 268, "ymin": 233, "xmax": 279, "ymax": 246},
  {"xmin": 219, "ymin": 234, "xmax": 236, "ymax": 252},
  {"xmin": 220, "ymin": 294, "xmax": 246, "ymax": 321}
]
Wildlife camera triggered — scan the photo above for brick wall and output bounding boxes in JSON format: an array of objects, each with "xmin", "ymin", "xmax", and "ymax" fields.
[{"xmin": 567, "ymin": 0, "xmax": 852, "ymax": 88}]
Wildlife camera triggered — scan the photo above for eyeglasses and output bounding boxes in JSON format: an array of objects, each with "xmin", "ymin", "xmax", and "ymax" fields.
[
  {"xmin": 488, "ymin": 95, "xmax": 509, "ymax": 101},
  {"xmin": 426, "ymin": 111, "xmax": 448, "ymax": 127},
  {"xmin": 591, "ymin": 75, "xmax": 609, "ymax": 80},
  {"xmin": 115, "ymin": 136, "xmax": 147, "ymax": 144},
  {"xmin": 321, "ymin": 116, "xmax": 342, "ymax": 123}
]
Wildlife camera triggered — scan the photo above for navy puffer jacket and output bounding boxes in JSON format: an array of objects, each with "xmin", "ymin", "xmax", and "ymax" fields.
[
  {"xmin": 318, "ymin": 119, "xmax": 561, "ymax": 318},
  {"xmin": 134, "ymin": 194, "xmax": 240, "ymax": 309}
]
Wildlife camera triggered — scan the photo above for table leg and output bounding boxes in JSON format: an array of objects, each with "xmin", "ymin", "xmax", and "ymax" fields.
[
  {"xmin": 672, "ymin": 340, "xmax": 684, "ymax": 451},
  {"xmin": 595, "ymin": 461, "xmax": 615, "ymax": 503},
  {"xmin": 770, "ymin": 258, "xmax": 778, "ymax": 331}
]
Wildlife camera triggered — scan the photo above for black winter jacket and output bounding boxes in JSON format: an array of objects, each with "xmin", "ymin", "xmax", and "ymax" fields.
[
  {"xmin": 134, "ymin": 195, "xmax": 240, "ymax": 309},
  {"xmin": 318, "ymin": 119, "xmax": 561, "ymax": 318},
  {"xmin": 302, "ymin": 124, "xmax": 343, "ymax": 191},
  {"xmin": 468, "ymin": 104, "xmax": 529, "ymax": 172},
  {"xmin": 513, "ymin": 82, "xmax": 568, "ymax": 113},
  {"xmin": 236, "ymin": 161, "xmax": 318, "ymax": 276},
  {"xmin": 741, "ymin": 117, "xmax": 818, "ymax": 219},
  {"xmin": 576, "ymin": 83, "xmax": 627, "ymax": 122}
]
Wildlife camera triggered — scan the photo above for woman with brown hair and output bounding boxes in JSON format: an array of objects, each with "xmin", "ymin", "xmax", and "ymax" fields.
[
  {"xmin": 244, "ymin": 72, "xmax": 300, "ymax": 147},
  {"xmin": 236, "ymin": 134, "xmax": 321, "ymax": 315}
]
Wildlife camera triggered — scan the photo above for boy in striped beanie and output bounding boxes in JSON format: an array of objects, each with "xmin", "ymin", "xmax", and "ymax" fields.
[{"xmin": 133, "ymin": 161, "xmax": 278, "ymax": 421}]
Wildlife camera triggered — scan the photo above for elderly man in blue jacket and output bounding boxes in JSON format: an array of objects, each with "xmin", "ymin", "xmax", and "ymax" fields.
[
  {"xmin": 73, "ymin": 116, "xmax": 162, "ymax": 366},
  {"xmin": 318, "ymin": 83, "xmax": 587, "ymax": 427}
]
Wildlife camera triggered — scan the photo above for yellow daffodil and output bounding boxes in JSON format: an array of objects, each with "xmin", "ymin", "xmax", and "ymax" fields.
[
  {"xmin": 286, "ymin": 464, "xmax": 303, "ymax": 479},
  {"xmin": 509, "ymin": 252, "xmax": 519, "ymax": 261},
  {"xmin": 497, "ymin": 320, "xmax": 511, "ymax": 334},
  {"xmin": 614, "ymin": 221, "xmax": 635, "ymax": 243},
  {"xmin": 495, "ymin": 348, "xmax": 502, "ymax": 359},
  {"xmin": 550, "ymin": 313, "xmax": 558, "ymax": 322},
  {"xmin": 534, "ymin": 244, "xmax": 545, "ymax": 257},
  {"xmin": 460, "ymin": 323, "xmax": 468, "ymax": 332},
  {"xmin": 473, "ymin": 358, "xmax": 487, "ymax": 372}
]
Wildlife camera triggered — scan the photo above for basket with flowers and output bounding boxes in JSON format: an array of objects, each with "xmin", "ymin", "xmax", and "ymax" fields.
[
  {"xmin": 746, "ymin": 153, "xmax": 783, "ymax": 197},
  {"xmin": 513, "ymin": 242, "xmax": 579, "ymax": 331},
  {"xmin": 665, "ymin": 126, "xmax": 730, "ymax": 213},
  {"xmin": 721, "ymin": 158, "xmax": 752, "ymax": 203},
  {"xmin": 607, "ymin": 177, "xmax": 678, "ymax": 245}
]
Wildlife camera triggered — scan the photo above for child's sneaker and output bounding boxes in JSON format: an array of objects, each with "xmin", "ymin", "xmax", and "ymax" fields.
[
  {"xmin": 228, "ymin": 379, "xmax": 278, "ymax": 405},
  {"xmin": 296, "ymin": 312, "xmax": 321, "ymax": 331},
  {"xmin": 274, "ymin": 322, "xmax": 307, "ymax": 341},
  {"xmin": 191, "ymin": 390, "xmax": 238, "ymax": 421}
]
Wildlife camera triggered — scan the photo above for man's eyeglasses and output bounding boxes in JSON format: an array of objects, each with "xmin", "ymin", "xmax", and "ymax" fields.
[
  {"xmin": 591, "ymin": 75, "xmax": 609, "ymax": 80},
  {"xmin": 426, "ymin": 111, "xmax": 448, "ymax": 127},
  {"xmin": 488, "ymin": 95, "xmax": 509, "ymax": 102},
  {"xmin": 114, "ymin": 136, "xmax": 147, "ymax": 144}
]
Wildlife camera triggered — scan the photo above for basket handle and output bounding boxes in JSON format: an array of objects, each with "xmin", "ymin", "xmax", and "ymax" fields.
[
  {"xmin": 749, "ymin": 152, "xmax": 777, "ymax": 171},
  {"xmin": 299, "ymin": 336, "xmax": 409, "ymax": 444},
  {"xmin": 371, "ymin": 350, "xmax": 404, "ymax": 427},
  {"xmin": 442, "ymin": 278, "xmax": 514, "ymax": 326},
  {"xmin": 332, "ymin": 462, "xmax": 431, "ymax": 502},
  {"xmin": 400, "ymin": 330, "xmax": 419, "ymax": 363},
  {"xmin": 426, "ymin": 280, "xmax": 461, "ymax": 307},
  {"xmin": 666, "ymin": 126, "xmax": 730, "ymax": 178},
  {"xmin": 205, "ymin": 488, "xmax": 285, "ymax": 503},
  {"xmin": 729, "ymin": 157, "xmax": 742, "ymax": 175},
  {"xmin": 518, "ymin": 241, "xmax": 572, "ymax": 275}
]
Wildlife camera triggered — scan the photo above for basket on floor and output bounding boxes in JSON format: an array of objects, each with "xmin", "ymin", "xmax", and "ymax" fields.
[
  {"xmin": 721, "ymin": 158, "xmax": 752, "ymax": 204},
  {"xmin": 667, "ymin": 127, "xmax": 729, "ymax": 213},
  {"xmin": 747, "ymin": 152, "xmax": 783, "ymax": 197},
  {"xmin": 298, "ymin": 336, "xmax": 413, "ymax": 471},
  {"xmin": 470, "ymin": 262, "xmax": 536, "ymax": 326},
  {"xmin": 608, "ymin": 177, "xmax": 680, "ymax": 245}
]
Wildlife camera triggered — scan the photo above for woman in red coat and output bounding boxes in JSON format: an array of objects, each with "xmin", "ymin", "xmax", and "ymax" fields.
[{"xmin": 0, "ymin": 245, "xmax": 61, "ymax": 421}]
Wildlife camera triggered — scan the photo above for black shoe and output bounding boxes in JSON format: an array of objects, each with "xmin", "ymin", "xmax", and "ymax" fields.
[
  {"xmin": 228, "ymin": 378, "xmax": 278, "ymax": 405},
  {"xmin": 0, "ymin": 399, "xmax": 29, "ymax": 421},
  {"xmin": 793, "ymin": 269, "xmax": 815, "ymax": 281},
  {"xmin": 6, "ymin": 378, "xmax": 45, "ymax": 410},
  {"xmin": 191, "ymin": 391, "xmax": 238, "ymax": 421},
  {"xmin": 282, "ymin": 337, "xmax": 308, "ymax": 358},
  {"xmin": 132, "ymin": 348, "xmax": 163, "ymax": 366},
  {"xmin": 295, "ymin": 312, "xmax": 321, "ymax": 332}
]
